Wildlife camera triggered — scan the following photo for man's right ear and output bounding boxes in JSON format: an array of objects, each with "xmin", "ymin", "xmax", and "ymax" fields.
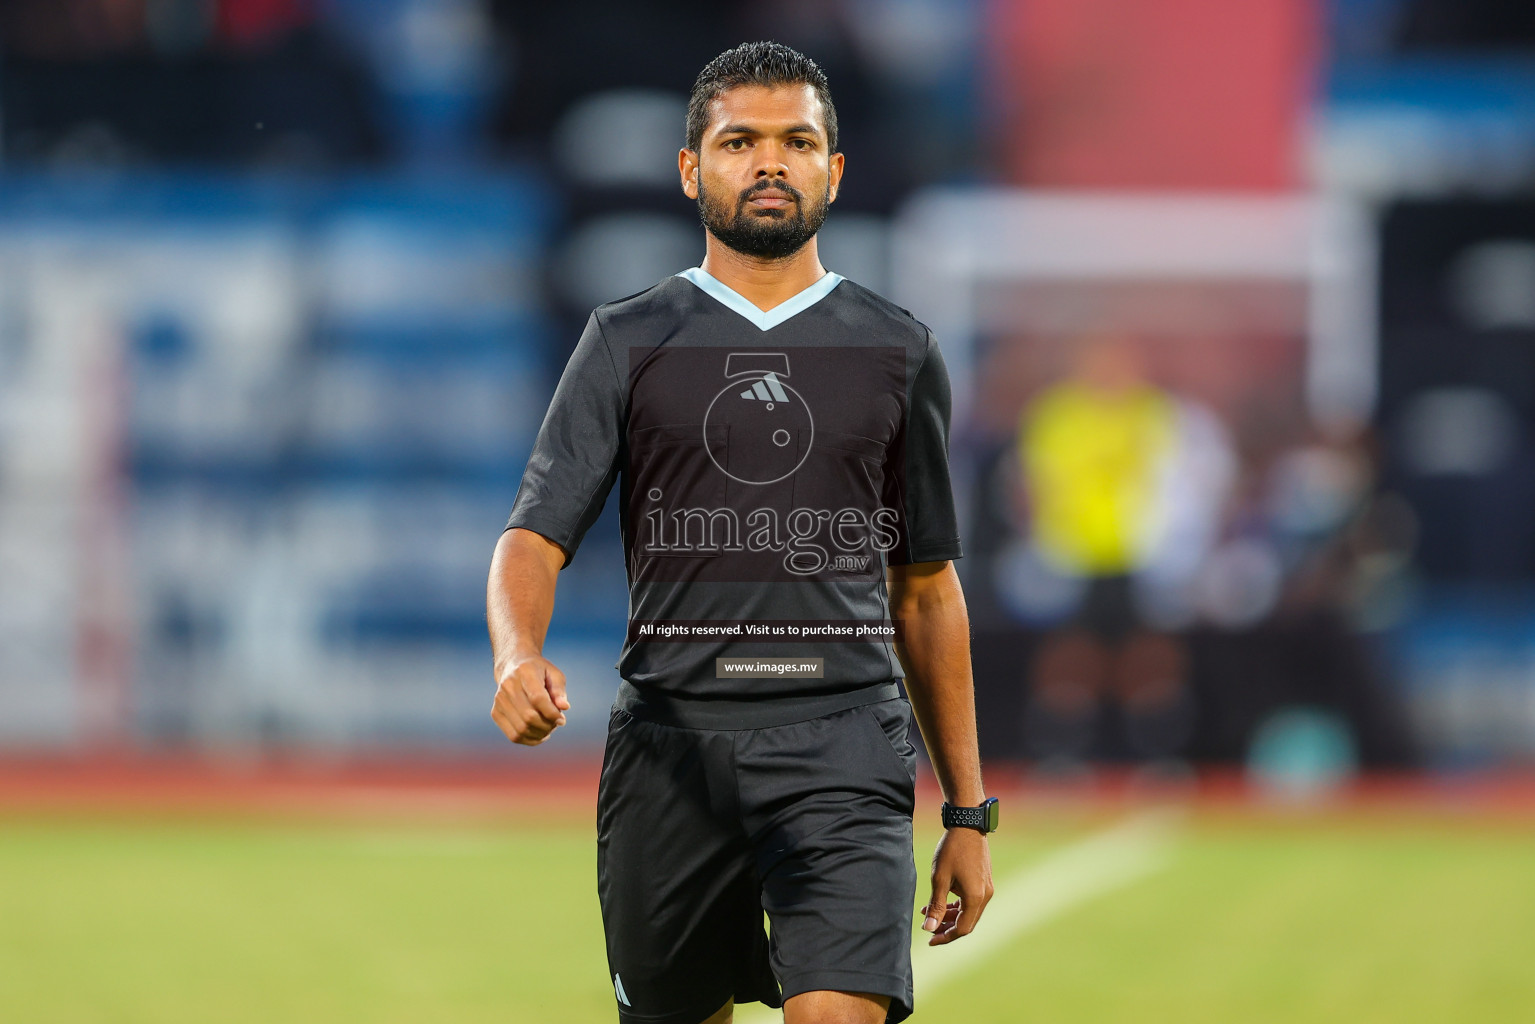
[{"xmin": 679, "ymin": 149, "xmax": 699, "ymax": 198}]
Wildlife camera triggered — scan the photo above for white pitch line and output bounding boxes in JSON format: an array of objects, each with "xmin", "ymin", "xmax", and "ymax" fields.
[
  {"xmin": 910, "ymin": 806, "xmax": 1182, "ymax": 995},
  {"xmin": 734, "ymin": 807, "xmax": 1183, "ymax": 1023}
]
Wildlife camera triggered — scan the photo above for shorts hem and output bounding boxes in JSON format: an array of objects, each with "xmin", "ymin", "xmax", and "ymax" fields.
[
  {"xmin": 615, "ymin": 988, "xmax": 738, "ymax": 1024},
  {"xmin": 778, "ymin": 968, "xmax": 913, "ymax": 1024}
]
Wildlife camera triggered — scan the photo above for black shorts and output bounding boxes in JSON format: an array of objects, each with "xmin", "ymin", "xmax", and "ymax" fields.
[{"xmin": 596, "ymin": 697, "xmax": 919, "ymax": 1024}]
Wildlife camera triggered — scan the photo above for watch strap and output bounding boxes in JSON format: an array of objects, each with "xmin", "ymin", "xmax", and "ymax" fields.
[{"xmin": 941, "ymin": 798, "xmax": 998, "ymax": 833}]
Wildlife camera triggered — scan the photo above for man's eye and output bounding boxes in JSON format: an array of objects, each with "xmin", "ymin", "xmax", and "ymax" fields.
[
  {"xmin": 725, "ymin": 139, "xmax": 747, "ymax": 150},
  {"xmin": 790, "ymin": 139, "xmax": 811, "ymax": 149}
]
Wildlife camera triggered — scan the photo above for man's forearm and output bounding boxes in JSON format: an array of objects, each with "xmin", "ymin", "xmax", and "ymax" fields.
[
  {"xmin": 487, "ymin": 528, "xmax": 564, "ymax": 670},
  {"xmin": 890, "ymin": 563, "xmax": 985, "ymax": 807}
]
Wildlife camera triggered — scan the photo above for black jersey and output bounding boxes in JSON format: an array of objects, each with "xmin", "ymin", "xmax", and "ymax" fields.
[{"xmin": 504, "ymin": 267, "xmax": 962, "ymax": 728}]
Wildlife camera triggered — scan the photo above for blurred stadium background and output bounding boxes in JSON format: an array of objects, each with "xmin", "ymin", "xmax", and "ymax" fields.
[{"xmin": 2, "ymin": 1, "xmax": 1534, "ymax": 1021}]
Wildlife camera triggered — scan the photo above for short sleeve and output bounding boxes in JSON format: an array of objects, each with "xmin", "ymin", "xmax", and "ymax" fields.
[
  {"xmin": 882, "ymin": 329, "xmax": 964, "ymax": 566},
  {"xmin": 504, "ymin": 312, "xmax": 625, "ymax": 569}
]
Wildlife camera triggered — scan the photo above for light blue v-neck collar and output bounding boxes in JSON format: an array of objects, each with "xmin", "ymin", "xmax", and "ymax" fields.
[{"xmin": 676, "ymin": 266, "xmax": 844, "ymax": 332}]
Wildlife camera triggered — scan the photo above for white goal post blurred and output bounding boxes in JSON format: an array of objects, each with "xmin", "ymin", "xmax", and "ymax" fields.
[{"xmin": 890, "ymin": 189, "xmax": 1379, "ymax": 437}]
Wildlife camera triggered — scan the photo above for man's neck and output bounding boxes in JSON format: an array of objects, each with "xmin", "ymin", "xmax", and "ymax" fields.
[{"xmin": 699, "ymin": 236, "xmax": 827, "ymax": 312}]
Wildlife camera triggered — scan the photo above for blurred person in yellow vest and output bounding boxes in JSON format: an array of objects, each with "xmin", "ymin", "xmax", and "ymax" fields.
[
  {"xmin": 1014, "ymin": 335, "xmax": 1233, "ymax": 774},
  {"xmin": 1023, "ymin": 340, "xmax": 1177, "ymax": 576}
]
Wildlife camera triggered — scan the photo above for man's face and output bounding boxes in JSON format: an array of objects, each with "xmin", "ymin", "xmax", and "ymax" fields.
[{"xmin": 681, "ymin": 83, "xmax": 843, "ymax": 260}]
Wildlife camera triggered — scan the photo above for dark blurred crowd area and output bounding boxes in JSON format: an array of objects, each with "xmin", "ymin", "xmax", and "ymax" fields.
[
  {"xmin": 1, "ymin": 0, "xmax": 383, "ymax": 166},
  {"xmin": 3, "ymin": 0, "xmax": 1535, "ymax": 777},
  {"xmin": 0, "ymin": 0, "xmax": 973, "ymax": 197}
]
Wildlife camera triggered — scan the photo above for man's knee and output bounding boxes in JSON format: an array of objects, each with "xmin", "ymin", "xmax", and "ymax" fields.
[{"xmin": 783, "ymin": 990, "xmax": 890, "ymax": 1024}]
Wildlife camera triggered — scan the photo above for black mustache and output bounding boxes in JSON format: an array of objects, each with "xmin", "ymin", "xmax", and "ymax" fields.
[{"xmin": 738, "ymin": 181, "xmax": 802, "ymax": 204}]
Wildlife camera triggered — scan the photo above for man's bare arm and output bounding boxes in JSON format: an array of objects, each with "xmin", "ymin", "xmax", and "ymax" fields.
[
  {"xmin": 887, "ymin": 559, "xmax": 993, "ymax": 945},
  {"xmin": 488, "ymin": 527, "xmax": 571, "ymax": 745},
  {"xmin": 888, "ymin": 560, "xmax": 984, "ymax": 803}
]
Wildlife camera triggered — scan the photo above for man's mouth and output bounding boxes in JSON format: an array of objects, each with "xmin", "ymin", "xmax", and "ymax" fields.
[{"xmin": 745, "ymin": 188, "xmax": 795, "ymax": 210}]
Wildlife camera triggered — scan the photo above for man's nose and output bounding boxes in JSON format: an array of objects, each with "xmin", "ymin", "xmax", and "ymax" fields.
[{"xmin": 753, "ymin": 158, "xmax": 788, "ymax": 179}]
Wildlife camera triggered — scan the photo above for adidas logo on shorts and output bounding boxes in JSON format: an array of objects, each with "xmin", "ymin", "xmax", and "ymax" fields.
[{"xmin": 614, "ymin": 972, "xmax": 631, "ymax": 1007}]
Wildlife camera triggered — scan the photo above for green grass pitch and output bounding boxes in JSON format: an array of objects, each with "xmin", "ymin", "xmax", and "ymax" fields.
[{"xmin": 2, "ymin": 808, "xmax": 1532, "ymax": 1022}]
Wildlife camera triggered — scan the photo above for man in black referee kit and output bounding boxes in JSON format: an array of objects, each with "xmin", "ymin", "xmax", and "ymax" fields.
[{"xmin": 488, "ymin": 41, "xmax": 995, "ymax": 1024}]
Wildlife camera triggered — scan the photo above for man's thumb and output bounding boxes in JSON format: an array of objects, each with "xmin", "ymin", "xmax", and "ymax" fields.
[
  {"xmin": 545, "ymin": 665, "xmax": 570, "ymax": 712},
  {"xmin": 923, "ymin": 874, "xmax": 950, "ymax": 933}
]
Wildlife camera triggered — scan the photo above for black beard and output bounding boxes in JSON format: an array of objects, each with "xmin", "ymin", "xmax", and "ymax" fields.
[{"xmin": 697, "ymin": 177, "xmax": 830, "ymax": 260}]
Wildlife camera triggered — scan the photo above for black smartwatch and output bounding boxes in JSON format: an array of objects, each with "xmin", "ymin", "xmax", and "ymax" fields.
[{"xmin": 941, "ymin": 797, "xmax": 1000, "ymax": 834}]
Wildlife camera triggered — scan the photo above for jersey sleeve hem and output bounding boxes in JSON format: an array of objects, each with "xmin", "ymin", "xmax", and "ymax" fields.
[
  {"xmin": 502, "ymin": 513, "xmax": 578, "ymax": 569},
  {"xmin": 886, "ymin": 538, "xmax": 964, "ymax": 566}
]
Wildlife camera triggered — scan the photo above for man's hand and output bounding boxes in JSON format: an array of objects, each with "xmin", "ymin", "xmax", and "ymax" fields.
[
  {"xmin": 921, "ymin": 827, "xmax": 994, "ymax": 945},
  {"xmin": 490, "ymin": 653, "xmax": 570, "ymax": 745}
]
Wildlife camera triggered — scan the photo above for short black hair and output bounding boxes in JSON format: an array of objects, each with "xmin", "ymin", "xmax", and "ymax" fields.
[{"xmin": 686, "ymin": 41, "xmax": 838, "ymax": 154}]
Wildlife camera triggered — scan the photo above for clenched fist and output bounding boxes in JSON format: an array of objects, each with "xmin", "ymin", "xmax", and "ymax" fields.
[{"xmin": 491, "ymin": 653, "xmax": 570, "ymax": 745}]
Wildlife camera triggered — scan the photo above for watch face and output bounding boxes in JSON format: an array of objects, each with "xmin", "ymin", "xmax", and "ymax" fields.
[
  {"xmin": 985, "ymin": 798, "xmax": 1000, "ymax": 833},
  {"xmin": 703, "ymin": 361, "xmax": 814, "ymax": 485}
]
